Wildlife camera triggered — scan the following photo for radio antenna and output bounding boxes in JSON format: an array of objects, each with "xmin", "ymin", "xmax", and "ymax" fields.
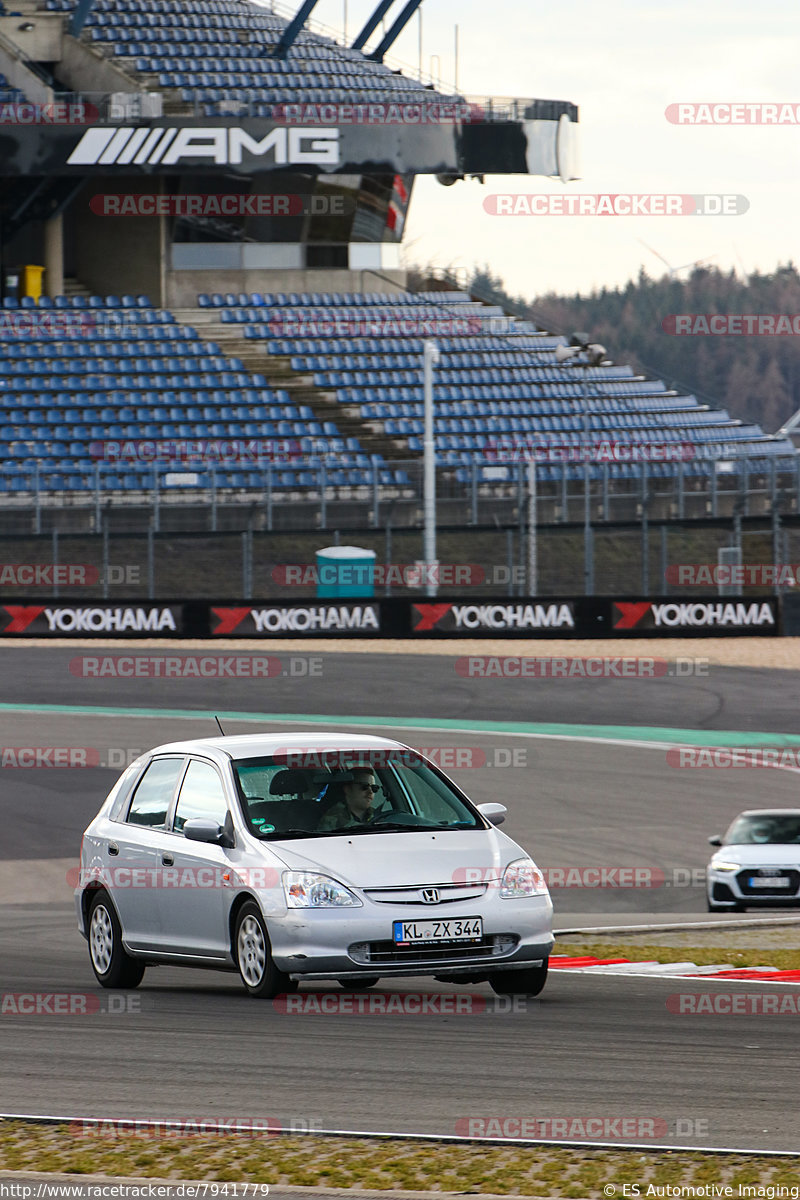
[{"xmin": 214, "ymin": 715, "xmax": 226, "ymax": 736}]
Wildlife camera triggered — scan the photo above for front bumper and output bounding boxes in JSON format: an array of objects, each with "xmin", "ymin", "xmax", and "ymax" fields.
[
  {"xmin": 268, "ymin": 893, "xmax": 554, "ymax": 980},
  {"xmin": 709, "ymin": 865, "xmax": 800, "ymax": 906}
]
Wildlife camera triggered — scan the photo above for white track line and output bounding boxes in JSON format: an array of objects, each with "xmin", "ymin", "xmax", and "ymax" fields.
[
  {"xmin": 0, "ymin": 1112, "xmax": 796, "ymax": 1156},
  {"xmin": 556, "ymin": 915, "xmax": 800, "ymax": 935}
]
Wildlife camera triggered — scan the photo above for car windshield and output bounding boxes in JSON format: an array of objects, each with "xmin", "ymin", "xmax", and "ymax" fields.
[
  {"xmin": 724, "ymin": 814, "xmax": 800, "ymax": 845},
  {"xmin": 231, "ymin": 749, "xmax": 483, "ymax": 838}
]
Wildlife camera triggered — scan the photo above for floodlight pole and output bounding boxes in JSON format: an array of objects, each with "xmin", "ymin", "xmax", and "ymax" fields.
[
  {"xmin": 423, "ymin": 339, "xmax": 440, "ymax": 597},
  {"xmin": 527, "ymin": 456, "xmax": 537, "ymax": 595},
  {"xmin": 582, "ymin": 359, "xmax": 593, "ymax": 596},
  {"xmin": 558, "ymin": 335, "xmax": 606, "ymax": 596}
]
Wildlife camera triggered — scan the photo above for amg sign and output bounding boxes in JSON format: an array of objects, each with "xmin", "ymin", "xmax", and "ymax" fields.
[{"xmin": 67, "ymin": 126, "xmax": 340, "ymax": 167}]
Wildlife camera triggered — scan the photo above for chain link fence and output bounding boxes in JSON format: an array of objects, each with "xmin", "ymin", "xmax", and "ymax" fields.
[{"xmin": 0, "ymin": 517, "xmax": 797, "ymax": 600}]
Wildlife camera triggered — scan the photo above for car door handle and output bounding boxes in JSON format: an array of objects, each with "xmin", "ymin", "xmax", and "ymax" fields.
[
  {"xmin": 162, "ymin": 852, "xmax": 174, "ymax": 866},
  {"xmin": 108, "ymin": 843, "xmax": 119, "ymax": 857}
]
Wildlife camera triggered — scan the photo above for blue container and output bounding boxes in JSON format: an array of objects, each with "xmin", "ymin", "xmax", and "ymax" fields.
[{"xmin": 315, "ymin": 546, "xmax": 376, "ymax": 598}]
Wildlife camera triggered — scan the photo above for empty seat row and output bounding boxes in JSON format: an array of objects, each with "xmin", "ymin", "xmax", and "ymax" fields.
[{"xmin": 2, "ymin": 294, "xmax": 151, "ymax": 309}]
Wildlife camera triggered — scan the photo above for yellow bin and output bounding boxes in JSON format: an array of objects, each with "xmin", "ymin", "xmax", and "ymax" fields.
[{"xmin": 21, "ymin": 265, "xmax": 45, "ymax": 301}]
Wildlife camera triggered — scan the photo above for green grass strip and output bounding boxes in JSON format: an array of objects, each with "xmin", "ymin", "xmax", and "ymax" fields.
[{"xmin": 0, "ymin": 1120, "xmax": 796, "ymax": 1195}]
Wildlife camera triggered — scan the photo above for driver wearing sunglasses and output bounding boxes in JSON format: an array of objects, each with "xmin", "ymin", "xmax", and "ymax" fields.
[{"xmin": 317, "ymin": 767, "xmax": 382, "ymax": 830}]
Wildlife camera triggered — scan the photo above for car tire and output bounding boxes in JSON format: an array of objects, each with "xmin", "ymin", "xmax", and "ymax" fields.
[
  {"xmin": 488, "ymin": 960, "xmax": 548, "ymax": 997},
  {"xmin": 337, "ymin": 977, "xmax": 380, "ymax": 990},
  {"xmin": 88, "ymin": 891, "xmax": 146, "ymax": 989},
  {"xmin": 235, "ymin": 901, "xmax": 297, "ymax": 999},
  {"xmin": 707, "ymin": 898, "xmax": 745, "ymax": 913}
]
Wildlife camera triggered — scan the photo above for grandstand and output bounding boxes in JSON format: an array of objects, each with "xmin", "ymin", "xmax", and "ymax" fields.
[
  {"xmin": 0, "ymin": 284, "xmax": 795, "ymax": 516},
  {"xmin": 0, "ymin": 0, "xmax": 795, "ymax": 569},
  {"xmin": 62, "ymin": 0, "xmax": 468, "ymax": 117}
]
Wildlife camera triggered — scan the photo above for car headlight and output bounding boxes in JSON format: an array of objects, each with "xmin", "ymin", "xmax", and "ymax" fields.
[
  {"xmin": 283, "ymin": 871, "xmax": 362, "ymax": 908},
  {"xmin": 500, "ymin": 858, "xmax": 549, "ymax": 898},
  {"xmin": 711, "ymin": 860, "xmax": 739, "ymax": 872}
]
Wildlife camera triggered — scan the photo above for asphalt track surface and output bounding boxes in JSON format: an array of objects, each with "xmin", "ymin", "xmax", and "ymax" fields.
[
  {"xmin": 2, "ymin": 645, "xmax": 800, "ymax": 734},
  {"xmin": 3, "ymin": 646, "xmax": 800, "ymax": 1155}
]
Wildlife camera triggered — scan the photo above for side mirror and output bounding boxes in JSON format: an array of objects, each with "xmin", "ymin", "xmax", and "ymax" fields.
[
  {"xmin": 708, "ymin": 835, "xmax": 722, "ymax": 847},
  {"xmin": 183, "ymin": 817, "xmax": 234, "ymax": 848},
  {"xmin": 478, "ymin": 802, "xmax": 507, "ymax": 827}
]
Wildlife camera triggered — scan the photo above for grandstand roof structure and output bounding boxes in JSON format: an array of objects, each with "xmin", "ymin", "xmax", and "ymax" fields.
[{"xmin": 0, "ymin": 0, "xmax": 578, "ymax": 178}]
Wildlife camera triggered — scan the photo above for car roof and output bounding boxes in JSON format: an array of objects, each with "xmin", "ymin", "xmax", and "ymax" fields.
[
  {"xmin": 728, "ymin": 809, "xmax": 800, "ymax": 819},
  {"xmin": 143, "ymin": 732, "xmax": 407, "ymax": 762}
]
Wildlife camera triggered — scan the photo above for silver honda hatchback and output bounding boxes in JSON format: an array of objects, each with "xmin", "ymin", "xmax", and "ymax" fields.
[{"xmin": 76, "ymin": 733, "xmax": 554, "ymax": 998}]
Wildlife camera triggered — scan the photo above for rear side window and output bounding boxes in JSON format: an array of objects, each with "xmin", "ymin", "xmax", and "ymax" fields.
[
  {"xmin": 126, "ymin": 757, "xmax": 185, "ymax": 829},
  {"xmin": 108, "ymin": 761, "xmax": 147, "ymax": 823},
  {"xmin": 174, "ymin": 759, "xmax": 229, "ymax": 833}
]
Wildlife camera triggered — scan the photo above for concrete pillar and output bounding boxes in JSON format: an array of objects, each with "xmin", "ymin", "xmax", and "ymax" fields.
[{"xmin": 43, "ymin": 213, "xmax": 64, "ymax": 298}]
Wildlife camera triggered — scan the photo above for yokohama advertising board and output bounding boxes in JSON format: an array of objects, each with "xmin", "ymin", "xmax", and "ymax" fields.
[
  {"xmin": 610, "ymin": 599, "xmax": 779, "ymax": 636},
  {"xmin": 411, "ymin": 601, "xmax": 577, "ymax": 635},
  {"xmin": 210, "ymin": 604, "xmax": 382, "ymax": 637},
  {"xmin": 0, "ymin": 605, "xmax": 183, "ymax": 636},
  {"xmin": 0, "ymin": 598, "xmax": 782, "ymax": 637}
]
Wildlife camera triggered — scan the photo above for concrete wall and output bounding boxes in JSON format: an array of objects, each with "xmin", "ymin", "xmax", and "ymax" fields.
[
  {"xmin": 0, "ymin": 29, "xmax": 54, "ymax": 104},
  {"xmin": 57, "ymin": 34, "xmax": 139, "ymax": 95},
  {"xmin": 72, "ymin": 177, "xmax": 166, "ymax": 303},
  {"xmin": 0, "ymin": 15, "xmax": 61, "ymax": 65},
  {"xmin": 165, "ymin": 267, "xmax": 408, "ymax": 307}
]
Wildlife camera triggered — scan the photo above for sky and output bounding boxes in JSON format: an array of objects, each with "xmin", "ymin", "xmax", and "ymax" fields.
[{"xmin": 283, "ymin": 0, "xmax": 799, "ymax": 300}]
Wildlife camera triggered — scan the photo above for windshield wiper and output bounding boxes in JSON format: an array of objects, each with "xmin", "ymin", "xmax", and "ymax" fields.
[
  {"xmin": 260, "ymin": 828, "xmax": 339, "ymax": 840},
  {"xmin": 362, "ymin": 822, "xmax": 457, "ymax": 834}
]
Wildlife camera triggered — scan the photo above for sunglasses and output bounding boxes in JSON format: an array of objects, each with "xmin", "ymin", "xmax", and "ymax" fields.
[{"xmin": 356, "ymin": 782, "xmax": 380, "ymax": 792}]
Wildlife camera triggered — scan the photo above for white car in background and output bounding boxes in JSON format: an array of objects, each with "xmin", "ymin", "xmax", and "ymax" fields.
[
  {"xmin": 707, "ymin": 808, "xmax": 800, "ymax": 912},
  {"xmin": 76, "ymin": 733, "xmax": 554, "ymax": 997}
]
